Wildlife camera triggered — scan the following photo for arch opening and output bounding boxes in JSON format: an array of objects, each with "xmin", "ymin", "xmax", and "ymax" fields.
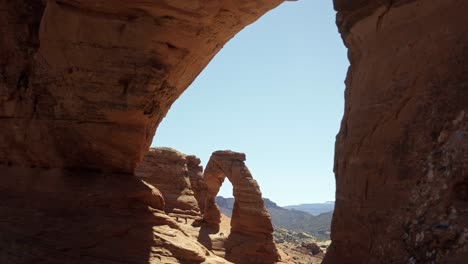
[
  {"xmin": 153, "ymin": 0, "xmax": 344, "ymax": 252},
  {"xmin": 153, "ymin": 0, "xmax": 344, "ymax": 209},
  {"xmin": 203, "ymin": 151, "xmax": 274, "ymax": 236},
  {"xmin": 198, "ymin": 150, "xmax": 280, "ymax": 263}
]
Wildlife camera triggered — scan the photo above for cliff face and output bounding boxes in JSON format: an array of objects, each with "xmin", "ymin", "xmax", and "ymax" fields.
[
  {"xmin": 136, "ymin": 147, "xmax": 202, "ymax": 218},
  {"xmin": 187, "ymin": 155, "xmax": 208, "ymax": 213},
  {"xmin": 327, "ymin": 0, "xmax": 468, "ymax": 263}
]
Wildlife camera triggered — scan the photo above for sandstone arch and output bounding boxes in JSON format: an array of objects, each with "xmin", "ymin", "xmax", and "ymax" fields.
[
  {"xmin": 0, "ymin": 0, "xmax": 283, "ymax": 173},
  {"xmin": 202, "ymin": 150, "xmax": 280, "ymax": 263},
  {"xmin": 203, "ymin": 151, "xmax": 274, "ymax": 235},
  {"xmin": 0, "ymin": 1, "xmax": 284, "ymax": 263}
]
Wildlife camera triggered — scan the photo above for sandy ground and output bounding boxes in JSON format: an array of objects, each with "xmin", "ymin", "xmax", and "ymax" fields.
[{"xmin": 277, "ymin": 243, "xmax": 324, "ymax": 264}]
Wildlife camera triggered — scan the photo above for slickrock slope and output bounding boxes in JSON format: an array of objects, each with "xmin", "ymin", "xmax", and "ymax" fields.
[
  {"xmin": 326, "ymin": 0, "xmax": 468, "ymax": 263},
  {"xmin": 136, "ymin": 147, "xmax": 202, "ymax": 218},
  {"xmin": 0, "ymin": 0, "xmax": 284, "ymax": 172},
  {"xmin": 203, "ymin": 150, "xmax": 280, "ymax": 263},
  {"xmin": 0, "ymin": 167, "xmax": 230, "ymax": 264}
]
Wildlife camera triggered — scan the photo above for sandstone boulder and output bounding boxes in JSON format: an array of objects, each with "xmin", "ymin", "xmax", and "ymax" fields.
[
  {"xmin": 136, "ymin": 147, "xmax": 202, "ymax": 218},
  {"xmin": 302, "ymin": 242, "xmax": 323, "ymax": 256}
]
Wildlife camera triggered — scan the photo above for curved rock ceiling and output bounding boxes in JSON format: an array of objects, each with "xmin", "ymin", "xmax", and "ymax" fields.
[{"xmin": 0, "ymin": 0, "xmax": 283, "ymax": 172}]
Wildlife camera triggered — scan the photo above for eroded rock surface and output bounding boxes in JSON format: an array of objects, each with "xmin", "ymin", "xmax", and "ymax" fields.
[
  {"xmin": 0, "ymin": 167, "xmax": 229, "ymax": 264},
  {"xmin": 0, "ymin": 1, "xmax": 284, "ymax": 263},
  {"xmin": 187, "ymin": 155, "xmax": 209, "ymax": 213},
  {"xmin": 136, "ymin": 147, "xmax": 202, "ymax": 218},
  {"xmin": 0, "ymin": 0, "xmax": 284, "ymax": 172},
  {"xmin": 326, "ymin": 0, "xmax": 468, "ymax": 263},
  {"xmin": 203, "ymin": 150, "xmax": 280, "ymax": 263}
]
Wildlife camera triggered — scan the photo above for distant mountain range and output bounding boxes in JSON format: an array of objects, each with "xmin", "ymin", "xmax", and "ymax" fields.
[
  {"xmin": 215, "ymin": 196, "xmax": 334, "ymax": 241},
  {"xmin": 284, "ymin": 202, "xmax": 335, "ymax": 216}
]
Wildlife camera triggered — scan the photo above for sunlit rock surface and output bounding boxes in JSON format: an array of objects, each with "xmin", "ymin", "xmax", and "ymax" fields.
[
  {"xmin": 136, "ymin": 147, "xmax": 202, "ymax": 218},
  {"xmin": 326, "ymin": 0, "xmax": 468, "ymax": 263},
  {"xmin": 203, "ymin": 150, "xmax": 280, "ymax": 263},
  {"xmin": 0, "ymin": 0, "xmax": 284, "ymax": 172}
]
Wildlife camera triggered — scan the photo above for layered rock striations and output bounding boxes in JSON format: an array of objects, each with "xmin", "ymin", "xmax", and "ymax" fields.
[
  {"xmin": 0, "ymin": 0, "xmax": 284, "ymax": 172},
  {"xmin": 136, "ymin": 147, "xmax": 202, "ymax": 218},
  {"xmin": 326, "ymin": 0, "xmax": 468, "ymax": 263},
  {"xmin": 187, "ymin": 155, "xmax": 208, "ymax": 213},
  {"xmin": 203, "ymin": 150, "xmax": 280, "ymax": 263}
]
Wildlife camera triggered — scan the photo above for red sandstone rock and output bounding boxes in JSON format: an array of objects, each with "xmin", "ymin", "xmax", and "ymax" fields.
[
  {"xmin": 202, "ymin": 150, "xmax": 280, "ymax": 263},
  {"xmin": 325, "ymin": 1, "xmax": 468, "ymax": 263},
  {"xmin": 0, "ymin": 167, "xmax": 224, "ymax": 264},
  {"xmin": 301, "ymin": 242, "xmax": 323, "ymax": 256},
  {"xmin": 0, "ymin": 1, "xmax": 283, "ymax": 262},
  {"xmin": 0, "ymin": 0, "xmax": 284, "ymax": 173},
  {"xmin": 187, "ymin": 155, "xmax": 208, "ymax": 213},
  {"xmin": 136, "ymin": 147, "xmax": 202, "ymax": 218}
]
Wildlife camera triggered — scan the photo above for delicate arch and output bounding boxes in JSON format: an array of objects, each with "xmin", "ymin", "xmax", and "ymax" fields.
[{"xmin": 203, "ymin": 150, "xmax": 273, "ymax": 235}]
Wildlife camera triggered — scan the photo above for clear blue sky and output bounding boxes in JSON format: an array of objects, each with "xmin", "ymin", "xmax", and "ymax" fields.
[{"xmin": 151, "ymin": 1, "xmax": 348, "ymax": 206}]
